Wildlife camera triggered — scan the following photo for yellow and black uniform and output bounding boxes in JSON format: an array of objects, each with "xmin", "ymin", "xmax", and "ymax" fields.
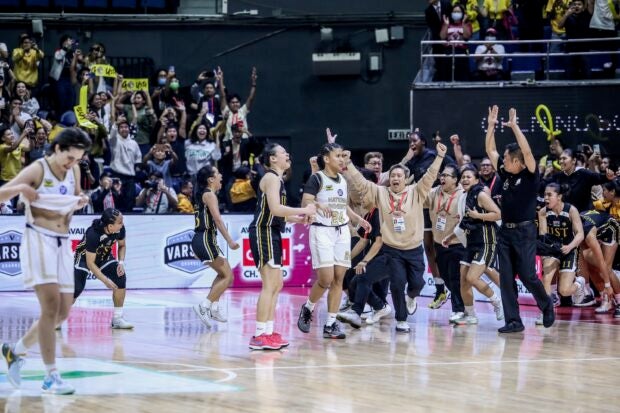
[
  {"xmin": 581, "ymin": 210, "xmax": 620, "ymax": 246},
  {"xmin": 74, "ymin": 225, "xmax": 126, "ymax": 298},
  {"xmin": 543, "ymin": 202, "xmax": 577, "ymax": 272},
  {"xmin": 249, "ymin": 170, "xmax": 286, "ymax": 269},
  {"xmin": 191, "ymin": 188, "xmax": 223, "ymax": 262},
  {"xmin": 460, "ymin": 183, "xmax": 498, "ymax": 267}
]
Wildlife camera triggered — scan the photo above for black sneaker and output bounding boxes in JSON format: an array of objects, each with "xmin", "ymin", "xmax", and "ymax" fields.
[
  {"xmin": 323, "ymin": 321, "xmax": 346, "ymax": 339},
  {"xmin": 614, "ymin": 305, "xmax": 620, "ymax": 319},
  {"xmin": 297, "ymin": 304, "xmax": 313, "ymax": 333},
  {"xmin": 574, "ymin": 294, "xmax": 596, "ymax": 307}
]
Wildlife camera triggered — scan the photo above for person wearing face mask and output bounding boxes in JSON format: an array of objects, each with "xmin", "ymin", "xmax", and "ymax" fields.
[
  {"xmin": 474, "ymin": 27, "xmax": 506, "ymax": 81},
  {"xmin": 425, "ymin": 0, "xmax": 453, "ymax": 81},
  {"xmin": 558, "ymin": 0, "xmax": 593, "ymax": 79},
  {"xmin": 438, "ymin": 4, "xmax": 472, "ymax": 81},
  {"xmin": 342, "ymin": 142, "xmax": 448, "ymax": 333},
  {"xmin": 217, "ymin": 66, "xmax": 257, "ymax": 141}
]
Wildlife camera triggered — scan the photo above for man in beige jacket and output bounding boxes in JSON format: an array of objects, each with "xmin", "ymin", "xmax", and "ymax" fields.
[{"xmin": 342, "ymin": 142, "xmax": 448, "ymax": 332}]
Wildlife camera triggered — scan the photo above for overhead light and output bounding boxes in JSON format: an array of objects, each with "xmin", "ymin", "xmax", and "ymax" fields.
[
  {"xmin": 375, "ymin": 28, "xmax": 389, "ymax": 44},
  {"xmin": 320, "ymin": 27, "xmax": 333, "ymax": 42}
]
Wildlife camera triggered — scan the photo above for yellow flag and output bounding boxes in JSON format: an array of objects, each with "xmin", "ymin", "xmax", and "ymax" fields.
[
  {"xmin": 121, "ymin": 78, "xmax": 149, "ymax": 92},
  {"xmin": 91, "ymin": 64, "xmax": 117, "ymax": 78},
  {"xmin": 79, "ymin": 85, "xmax": 88, "ymax": 110},
  {"xmin": 73, "ymin": 106, "xmax": 97, "ymax": 129}
]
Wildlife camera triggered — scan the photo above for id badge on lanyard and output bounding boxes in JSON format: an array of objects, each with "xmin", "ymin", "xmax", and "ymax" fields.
[
  {"xmin": 436, "ymin": 212, "xmax": 447, "ymax": 231},
  {"xmin": 435, "ymin": 190, "xmax": 457, "ymax": 232},
  {"xmin": 390, "ymin": 192, "xmax": 408, "ymax": 233}
]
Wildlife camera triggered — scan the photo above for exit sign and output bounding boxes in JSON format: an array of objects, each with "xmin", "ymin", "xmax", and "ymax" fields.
[{"xmin": 388, "ymin": 129, "xmax": 410, "ymax": 141}]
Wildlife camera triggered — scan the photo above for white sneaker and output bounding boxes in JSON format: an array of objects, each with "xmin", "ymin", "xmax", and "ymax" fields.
[
  {"xmin": 492, "ymin": 300, "xmax": 504, "ymax": 321},
  {"xmin": 572, "ymin": 276, "xmax": 586, "ymax": 306},
  {"xmin": 209, "ymin": 306, "xmax": 227, "ymax": 322},
  {"xmin": 395, "ymin": 321, "xmax": 411, "ymax": 333},
  {"xmin": 366, "ymin": 304, "xmax": 392, "ymax": 325},
  {"xmin": 193, "ymin": 303, "xmax": 212, "ymax": 327},
  {"xmin": 111, "ymin": 317, "xmax": 134, "ymax": 329},
  {"xmin": 337, "ymin": 309, "xmax": 362, "ymax": 329},
  {"xmin": 595, "ymin": 295, "xmax": 612, "ymax": 313},
  {"xmin": 339, "ymin": 297, "xmax": 352, "ymax": 312},
  {"xmin": 360, "ymin": 304, "xmax": 373, "ymax": 320},
  {"xmin": 41, "ymin": 371, "xmax": 75, "ymax": 395},
  {"xmin": 405, "ymin": 296, "xmax": 418, "ymax": 315},
  {"xmin": 449, "ymin": 312, "xmax": 464, "ymax": 324},
  {"xmin": 535, "ymin": 313, "xmax": 544, "ymax": 325},
  {"xmin": 551, "ymin": 291, "xmax": 560, "ymax": 307},
  {"xmin": 455, "ymin": 314, "xmax": 478, "ymax": 325}
]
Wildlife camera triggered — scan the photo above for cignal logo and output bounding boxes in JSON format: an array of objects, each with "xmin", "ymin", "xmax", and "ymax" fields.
[
  {"xmin": 164, "ymin": 230, "xmax": 204, "ymax": 274},
  {"xmin": 0, "ymin": 230, "xmax": 22, "ymax": 276}
]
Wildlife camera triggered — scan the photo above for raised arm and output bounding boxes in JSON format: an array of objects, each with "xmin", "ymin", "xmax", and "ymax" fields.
[
  {"xmin": 485, "ymin": 105, "xmax": 500, "ymax": 170},
  {"xmin": 341, "ymin": 150, "xmax": 379, "ymax": 210},
  {"xmin": 502, "ymin": 108, "xmax": 536, "ymax": 173},
  {"xmin": 416, "ymin": 143, "xmax": 446, "ymax": 200},
  {"xmin": 450, "ymin": 134, "xmax": 465, "ymax": 166},
  {"xmin": 245, "ymin": 67, "xmax": 257, "ymax": 110}
]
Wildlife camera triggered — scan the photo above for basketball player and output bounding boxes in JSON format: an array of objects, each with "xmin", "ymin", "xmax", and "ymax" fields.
[
  {"xmin": 74, "ymin": 208, "xmax": 134, "ymax": 328},
  {"xmin": 249, "ymin": 143, "xmax": 316, "ymax": 350},
  {"xmin": 192, "ymin": 165, "xmax": 240, "ymax": 326},
  {"xmin": 1, "ymin": 128, "xmax": 91, "ymax": 395},
  {"xmin": 297, "ymin": 142, "xmax": 370, "ymax": 339},
  {"xmin": 537, "ymin": 183, "xmax": 585, "ymax": 324}
]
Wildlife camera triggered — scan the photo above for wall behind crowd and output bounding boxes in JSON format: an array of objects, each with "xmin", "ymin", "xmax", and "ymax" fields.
[{"xmin": 0, "ymin": 21, "xmax": 425, "ymax": 189}]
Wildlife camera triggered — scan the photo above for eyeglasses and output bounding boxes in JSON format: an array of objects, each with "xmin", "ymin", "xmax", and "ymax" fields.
[
  {"xmin": 92, "ymin": 47, "xmax": 103, "ymax": 52},
  {"xmin": 367, "ymin": 161, "xmax": 382, "ymax": 166},
  {"xmin": 440, "ymin": 173, "xmax": 455, "ymax": 178},
  {"xmin": 480, "ymin": 164, "xmax": 492, "ymax": 167}
]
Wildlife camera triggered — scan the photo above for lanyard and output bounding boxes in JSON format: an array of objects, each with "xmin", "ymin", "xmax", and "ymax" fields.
[
  {"xmin": 437, "ymin": 190, "xmax": 458, "ymax": 214},
  {"xmin": 389, "ymin": 191, "xmax": 408, "ymax": 214},
  {"xmin": 489, "ymin": 175, "xmax": 497, "ymax": 192}
]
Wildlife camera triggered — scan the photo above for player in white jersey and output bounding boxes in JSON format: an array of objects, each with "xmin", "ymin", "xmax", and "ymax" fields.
[
  {"xmin": 1, "ymin": 128, "xmax": 91, "ymax": 395},
  {"xmin": 297, "ymin": 141, "xmax": 371, "ymax": 339}
]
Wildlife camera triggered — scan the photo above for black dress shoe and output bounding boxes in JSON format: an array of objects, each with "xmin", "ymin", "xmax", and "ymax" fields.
[
  {"xmin": 498, "ymin": 321, "xmax": 525, "ymax": 333},
  {"xmin": 542, "ymin": 301, "xmax": 555, "ymax": 328}
]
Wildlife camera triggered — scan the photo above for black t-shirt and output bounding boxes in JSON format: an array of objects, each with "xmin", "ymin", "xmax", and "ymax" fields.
[
  {"xmin": 358, "ymin": 208, "xmax": 381, "ymax": 242},
  {"xmin": 480, "ymin": 172, "xmax": 503, "ymax": 207},
  {"xmin": 74, "ymin": 225, "xmax": 126, "ymax": 265},
  {"xmin": 498, "ymin": 158, "xmax": 539, "ymax": 223}
]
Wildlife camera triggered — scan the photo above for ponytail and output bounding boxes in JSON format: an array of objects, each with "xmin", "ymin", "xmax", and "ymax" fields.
[{"xmin": 93, "ymin": 208, "xmax": 121, "ymax": 230}]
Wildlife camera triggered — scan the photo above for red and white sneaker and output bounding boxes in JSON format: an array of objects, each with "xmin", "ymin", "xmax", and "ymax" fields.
[
  {"xmin": 249, "ymin": 334, "xmax": 282, "ymax": 350},
  {"xmin": 270, "ymin": 332, "xmax": 289, "ymax": 348}
]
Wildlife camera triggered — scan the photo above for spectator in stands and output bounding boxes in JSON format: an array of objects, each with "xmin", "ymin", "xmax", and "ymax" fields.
[
  {"xmin": 218, "ymin": 67, "xmax": 257, "ymax": 140},
  {"xmin": 455, "ymin": 0, "xmax": 482, "ymax": 39},
  {"xmin": 480, "ymin": 0, "xmax": 512, "ymax": 40},
  {"xmin": 89, "ymin": 91, "xmax": 111, "ymax": 131},
  {"xmin": 150, "ymin": 68, "xmax": 169, "ymax": 114},
  {"xmin": 514, "ymin": 0, "xmax": 547, "ymax": 52},
  {"xmin": 426, "ymin": 0, "xmax": 453, "ymax": 82},
  {"xmin": 13, "ymin": 81, "xmax": 39, "ymax": 117},
  {"xmin": 157, "ymin": 122, "xmax": 187, "ymax": 191},
  {"xmin": 143, "ymin": 142, "xmax": 177, "ymax": 188},
  {"xmin": 135, "ymin": 171, "xmax": 178, "ymax": 214},
  {"xmin": 70, "ymin": 52, "xmax": 94, "ymax": 109},
  {"xmin": 84, "ymin": 42, "xmax": 107, "ymax": 67},
  {"xmin": 0, "ymin": 42, "xmax": 8, "ymax": 77},
  {"xmin": 0, "ymin": 125, "xmax": 31, "ymax": 186},
  {"xmin": 539, "ymin": 136, "xmax": 565, "ymax": 174},
  {"xmin": 117, "ymin": 90, "xmax": 157, "ymax": 156},
  {"xmin": 50, "ymin": 35, "xmax": 78, "ymax": 115},
  {"xmin": 439, "ymin": 3, "xmax": 472, "ymax": 81},
  {"xmin": 229, "ymin": 166, "xmax": 257, "ymax": 213},
  {"xmin": 220, "ymin": 123, "xmax": 250, "ymax": 179},
  {"xmin": 81, "ymin": 110, "xmax": 108, "ymax": 162},
  {"xmin": 560, "ymin": 0, "xmax": 593, "ymax": 79},
  {"xmin": 12, "ymin": 34, "xmax": 44, "ymax": 89},
  {"xmin": 176, "ymin": 180, "xmax": 194, "ymax": 214},
  {"xmin": 9, "ymin": 98, "xmax": 31, "ymax": 139},
  {"xmin": 91, "ymin": 173, "xmax": 122, "ymax": 213},
  {"xmin": 546, "ymin": 0, "xmax": 572, "ymax": 53},
  {"xmin": 185, "ymin": 121, "xmax": 221, "ymax": 179},
  {"xmin": 26, "ymin": 122, "xmax": 50, "ymax": 163},
  {"xmin": 78, "ymin": 154, "xmax": 97, "ymax": 194},
  {"xmin": 473, "ymin": 27, "xmax": 506, "ymax": 80},
  {"xmin": 191, "ymin": 72, "xmax": 222, "ymax": 128},
  {"xmin": 588, "ymin": 0, "xmax": 620, "ymax": 73},
  {"xmin": 108, "ymin": 106, "xmax": 142, "ymax": 212}
]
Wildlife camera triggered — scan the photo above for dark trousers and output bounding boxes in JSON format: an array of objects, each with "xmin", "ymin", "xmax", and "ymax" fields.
[
  {"xmin": 350, "ymin": 256, "xmax": 390, "ymax": 315},
  {"xmin": 55, "ymin": 75, "xmax": 75, "ymax": 115},
  {"xmin": 435, "ymin": 242, "xmax": 465, "ymax": 313},
  {"xmin": 498, "ymin": 222, "xmax": 551, "ymax": 325},
  {"xmin": 382, "ymin": 244, "xmax": 425, "ymax": 322}
]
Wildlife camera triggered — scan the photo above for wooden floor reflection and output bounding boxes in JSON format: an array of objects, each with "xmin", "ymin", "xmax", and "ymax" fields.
[{"xmin": 1, "ymin": 288, "xmax": 620, "ymax": 413}]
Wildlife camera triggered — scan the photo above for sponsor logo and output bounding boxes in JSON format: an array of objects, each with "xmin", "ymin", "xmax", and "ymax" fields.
[
  {"xmin": 59, "ymin": 185, "xmax": 68, "ymax": 194},
  {"xmin": 0, "ymin": 230, "xmax": 22, "ymax": 276},
  {"xmin": 337, "ymin": 189, "xmax": 344, "ymax": 196},
  {"xmin": 242, "ymin": 238, "xmax": 290, "ymax": 267},
  {"xmin": 43, "ymin": 179, "xmax": 54, "ymax": 187},
  {"xmin": 164, "ymin": 230, "xmax": 204, "ymax": 274}
]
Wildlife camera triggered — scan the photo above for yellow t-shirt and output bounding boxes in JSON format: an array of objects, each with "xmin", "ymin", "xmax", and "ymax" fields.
[
  {"xmin": 12, "ymin": 48, "xmax": 44, "ymax": 87},
  {"xmin": 454, "ymin": 0, "xmax": 481, "ymax": 33},
  {"xmin": 545, "ymin": 0, "xmax": 571, "ymax": 35},
  {"xmin": 483, "ymin": 0, "xmax": 510, "ymax": 20},
  {"xmin": 593, "ymin": 199, "xmax": 620, "ymax": 220},
  {"xmin": 0, "ymin": 144, "xmax": 25, "ymax": 181},
  {"xmin": 176, "ymin": 194, "xmax": 195, "ymax": 214}
]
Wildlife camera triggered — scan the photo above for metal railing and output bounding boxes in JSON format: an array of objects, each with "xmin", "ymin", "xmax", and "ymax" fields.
[{"xmin": 419, "ymin": 36, "xmax": 620, "ymax": 83}]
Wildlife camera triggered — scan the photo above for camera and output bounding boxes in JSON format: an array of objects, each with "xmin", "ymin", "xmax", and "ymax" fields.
[
  {"xmin": 79, "ymin": 159, "xmax": 89, "ymax": 170},
  {"xmin": 143, "ymin": 180, "xmax": 159, "ymax": 190}
]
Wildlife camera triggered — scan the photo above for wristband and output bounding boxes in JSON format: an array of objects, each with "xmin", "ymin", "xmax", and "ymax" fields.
[
  {"xmin": 604, "ymin": 282, "xmax": 611, "ymax": 288},
  {"xmin": 118, "ymin": 261, "xmax": 124, "ymax": 265}
]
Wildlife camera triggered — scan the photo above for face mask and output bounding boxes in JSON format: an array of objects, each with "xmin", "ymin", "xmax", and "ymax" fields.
[
  {"xmin": 169, "ymin": 81, "xmax": 179, "ymax": 91},
  {"xmin": 486, "ymin": 36, "xmax": 496, "ymax": 41},
  {"xmin": 451, "ymin": 12, "xmax": 463, "ymax": 21},
  {"xmin": 158, "ymin": 77, "xmax": 166, "ymax": 86}
]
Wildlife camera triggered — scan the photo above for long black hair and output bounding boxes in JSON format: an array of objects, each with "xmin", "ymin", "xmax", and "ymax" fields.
[
  {"xmin": 260, "ymin": 143, "xmax": 282, "ymax": 167},
  {"xmin": 195, "ymin": 164, "xmax": 216, "ymax": 199},
  {"xmin": 316, "ymin": 142, "xmax": 343, "ymax": 170},
  {"xmin": 92, "ymin": 208, "xmax": 121, "ymax": 231}
]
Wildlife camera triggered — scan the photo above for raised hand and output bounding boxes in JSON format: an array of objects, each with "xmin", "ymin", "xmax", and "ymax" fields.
[
  {"xmin": 250, "ymin": 67, "xmax": 257, "ymax": 83},
  {"xmin": 487, "ymin": 105, "xmax": 499, "ymax": 127},
  {"xmin": 436, "ymin": 142, "xmax": 447, "ymax": 157},
  {"xmin": 450, "ymin": 134, "xmax": 460, "ymax": 145},
  {"xmin": 326, "ymin": 127, "xmax": 337, "ymax": 143},
  {"xmin": 502, "ymin": 107, "xmax": 518, "ymax": 129}
]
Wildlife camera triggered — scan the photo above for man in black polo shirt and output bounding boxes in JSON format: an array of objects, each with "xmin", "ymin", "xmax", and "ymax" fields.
[{"xmin": 485, "ymin": 105, "xmax": 554, "ymax": 333}]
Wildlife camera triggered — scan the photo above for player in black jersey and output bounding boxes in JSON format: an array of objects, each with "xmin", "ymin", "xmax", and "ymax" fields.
[
  {"xmin": 445, "ymin": 166, "xmax": 503, "ymax": 325},
  {"xmin": 248, "ymin": 143, "xmax": 316, "ymax": 350},
  {"xmin": 579, "ymin": 210, "xmax": 620, "ymax": 316},
  {"xmin": 537, "ymin": 183, "xmax": 584, "ymax": 324},
  {"xmin": 191, "ymin": 165, "xmax": 240, "ymax": 327},
  {"xmin": 74, "ymin": 208, "xmax": 132, "ymax": 328}
]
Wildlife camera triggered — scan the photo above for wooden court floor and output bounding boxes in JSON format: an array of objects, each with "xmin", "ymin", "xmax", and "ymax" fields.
[{"xmin": 1, "ymin": 287, "xmax": 620, "ymax": 413}]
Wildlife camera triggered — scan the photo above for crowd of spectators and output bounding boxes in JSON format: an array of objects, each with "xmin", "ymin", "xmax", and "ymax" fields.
[
  {"xmin": 0, "ymin": 32, "xmax": 265, "ymax": 215},
  {"xmin": 425, "ymin": 0, "xmax": 620, "ymax": 81}
]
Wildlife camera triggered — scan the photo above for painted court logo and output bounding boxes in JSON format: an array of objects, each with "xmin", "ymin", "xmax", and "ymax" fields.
[
  {"xmin": 0, "ymin": 230, "xmax": 22, "ymax": 276},
  {"xmin": 164, "ymin": 230, "xmax": 204, "ymax": 274}
]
